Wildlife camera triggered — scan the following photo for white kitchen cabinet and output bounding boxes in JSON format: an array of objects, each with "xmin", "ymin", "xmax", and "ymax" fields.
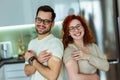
[
  {"xmin": 0, "ymin": 0, "xmax": 80, "ymax": 27},
  {"xmin": 0, "ymin": 0, "xmax": 33, "ymax": 27},
  {"xmin": 4, "ymin": 63, "xmax": 31, "ymax": 80},
  {"xmin": 0, "ymin": 66, "xmax": 5, "ymax": 80},
  {"xmin": 31, "ymin": 0, "xmax": 80, "ymax": 21}
]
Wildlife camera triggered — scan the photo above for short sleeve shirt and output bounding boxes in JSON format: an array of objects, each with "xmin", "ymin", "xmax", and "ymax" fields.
[{"xmin": 28, "ymin": 34, "xmax": 64, "ymax": 80}]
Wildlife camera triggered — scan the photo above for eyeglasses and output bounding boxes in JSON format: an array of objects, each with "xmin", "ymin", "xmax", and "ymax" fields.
[
  {"xmin": 69, "ymin": 24, "xmax": 82, "ymax": 31},
  {"xmin": 35, "ymin": 17, "xmax": 52, "ymax": 25}
]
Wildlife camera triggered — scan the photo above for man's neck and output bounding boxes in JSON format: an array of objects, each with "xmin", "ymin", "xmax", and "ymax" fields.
[{"xmin": 38, "ymin": 33, "xmax": 50, "ymax": 40}]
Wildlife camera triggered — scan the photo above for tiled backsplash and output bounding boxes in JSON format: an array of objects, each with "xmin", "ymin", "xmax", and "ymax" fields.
[
  {"xmin": 0, "ymin": 26, "xmax": 35, "ymax": 56},
  {"xmin": 0, "ymin": 22, "xmax": 62, "ymax": 57}
]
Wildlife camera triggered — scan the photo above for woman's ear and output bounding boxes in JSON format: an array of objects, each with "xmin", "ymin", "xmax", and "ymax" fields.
[{"xmin": 69, "ymin": 33, "xmax": 71, "ymax": 36}]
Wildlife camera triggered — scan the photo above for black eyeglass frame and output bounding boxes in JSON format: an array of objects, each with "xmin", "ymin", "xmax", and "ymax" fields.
[
  {"xmin": 69, "ymin": 24, "xmax": 82, "ymax": 31},
  {"xmin": 35, "ymin": 17, "xmax": 52, "ymax": 25}
]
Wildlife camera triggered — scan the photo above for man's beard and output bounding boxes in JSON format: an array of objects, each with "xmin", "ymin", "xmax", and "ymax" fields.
[{"xmin": 36, "ymin": 28, "xmax": 51, "ymax": 35}]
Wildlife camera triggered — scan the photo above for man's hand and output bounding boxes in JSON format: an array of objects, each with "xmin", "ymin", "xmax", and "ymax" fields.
[
  {"xmin": 37, "ymin": 50, "xmax": 52, "ymax": 63},
  {"xmin": 24, "ymin": 50, "xmax": 35, "ymax": 61}
]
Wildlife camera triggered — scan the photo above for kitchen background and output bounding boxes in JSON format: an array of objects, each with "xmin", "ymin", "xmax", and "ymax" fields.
[{"xmin": 0, "ymin": 0, "xmax": 120, "ymax": 80}]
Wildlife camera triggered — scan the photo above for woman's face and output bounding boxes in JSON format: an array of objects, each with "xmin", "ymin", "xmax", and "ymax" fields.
[{"xmin": 69, "ymin": 19, "xmax": 84, "ymax": 40}]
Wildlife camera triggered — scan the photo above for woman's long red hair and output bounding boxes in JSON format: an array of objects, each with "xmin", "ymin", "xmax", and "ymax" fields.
[{"xmin": 62, "ymin": 15, "xmax": 95, "ymax": 49}]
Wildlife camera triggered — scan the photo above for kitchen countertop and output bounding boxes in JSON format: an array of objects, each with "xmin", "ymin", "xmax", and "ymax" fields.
[{"xmin": 0, "ymin": 57, "xmax": 25, "ymax": 67}]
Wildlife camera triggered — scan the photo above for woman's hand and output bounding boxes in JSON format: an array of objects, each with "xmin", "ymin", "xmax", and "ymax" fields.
[
  {"xmin": 71, "ymin": 47, "xmax": 90, "ymax": 61},
  {"xmin": 37, "ymin": 50, "xmax": 52, "ymax": 63}
]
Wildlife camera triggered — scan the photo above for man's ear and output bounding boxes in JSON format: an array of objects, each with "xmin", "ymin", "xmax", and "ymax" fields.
[{"xmin": 51, "ymin": 21, "xmax": 55, "ymax": 28}]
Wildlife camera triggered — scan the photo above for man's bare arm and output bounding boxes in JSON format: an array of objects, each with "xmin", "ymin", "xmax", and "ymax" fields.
[
  {"xmin": 32, "ymin": 56, "xmax": 62, "ymax": 80},
  {"xmin": 24, "ymin": 65, "xmax": 36, "ymax": 76},
  {"xmin": 24, "ymin": 50, "xmax": 36, "ymax": 76}
]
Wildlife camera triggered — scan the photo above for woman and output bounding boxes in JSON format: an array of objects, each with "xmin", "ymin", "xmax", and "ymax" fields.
[{"xmin": 62, "ymin": 14, "xmax": 109, "ymax": 80}]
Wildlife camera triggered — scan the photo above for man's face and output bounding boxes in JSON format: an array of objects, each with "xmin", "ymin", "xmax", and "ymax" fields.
[{"xmin": 35, "ymin": 11, "xmax": 53, "ymax": 35}]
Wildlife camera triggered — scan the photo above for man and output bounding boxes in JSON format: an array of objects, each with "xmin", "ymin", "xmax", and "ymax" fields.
[{"xmin": 24, "ymin": 5, "xmax": 63, "ymax": 80}]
